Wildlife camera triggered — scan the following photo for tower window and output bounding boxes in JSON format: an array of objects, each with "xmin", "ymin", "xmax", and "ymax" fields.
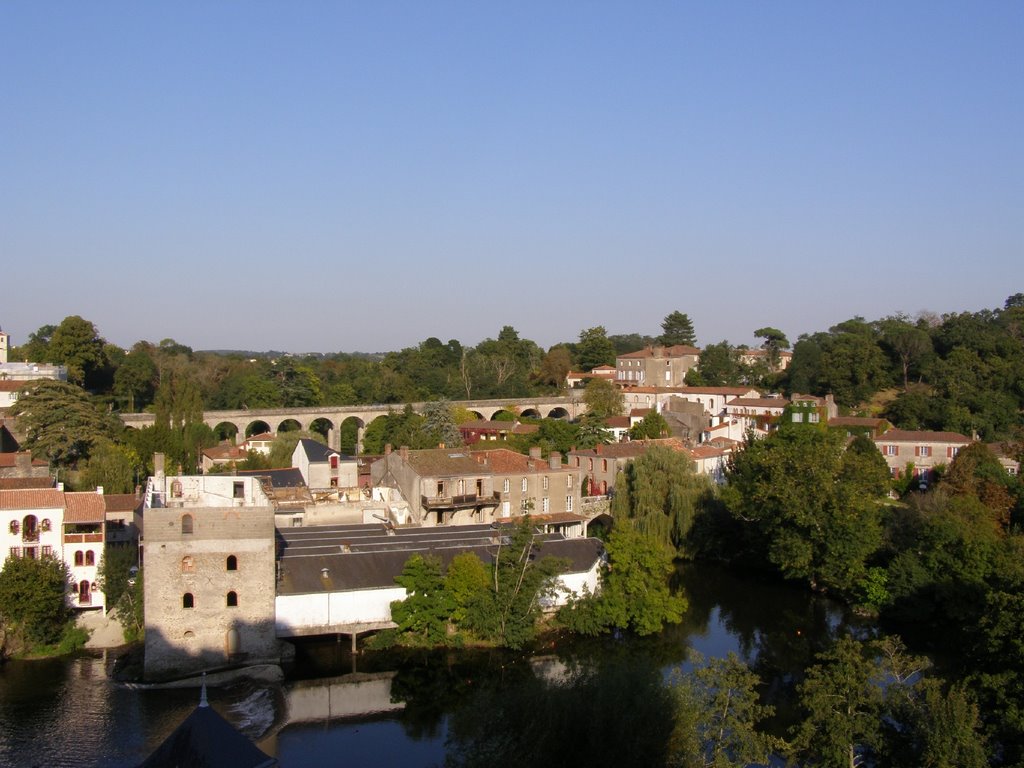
[{"xmin": 183, "ymin": 593, "xmax": 194, "ymax": 609}]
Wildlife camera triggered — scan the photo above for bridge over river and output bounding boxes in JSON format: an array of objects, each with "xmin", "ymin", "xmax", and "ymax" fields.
[{"xmin": 120, "ymin": 395, "xmax": 588, "ymax": 452}]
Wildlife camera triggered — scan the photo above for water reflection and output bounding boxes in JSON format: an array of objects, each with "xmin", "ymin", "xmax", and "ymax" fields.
[{"xmin": 0, "ymin": 562, "xmax": 858, "ymax": 767}]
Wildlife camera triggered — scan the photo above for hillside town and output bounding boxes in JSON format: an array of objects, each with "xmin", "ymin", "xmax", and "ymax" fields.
[{"xmin": 2, "ymin": 302, "xmax": 1024, "ymax": 765}]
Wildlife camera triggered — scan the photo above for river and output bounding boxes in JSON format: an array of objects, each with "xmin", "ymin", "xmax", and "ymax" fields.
[{"xmin": 0, "ymin": 564, "xmax": 864, "ymax": 767}]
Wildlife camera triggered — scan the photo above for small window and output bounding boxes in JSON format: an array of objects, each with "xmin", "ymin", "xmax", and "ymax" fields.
[
  {"xmin": 181, "ymin": 514, "xmax": 194, "ymax": 534},
  {"xmin": 226, "ymin": 555, "xmax": 238, "ymax": 571},
  {"xmin": 521, "ymin": 477, "xmax": 528, "ymax": 492},
  {"xmin": 330, "ymin": 455, "xmax": 339, "ymax": 469},
  {"xmin": 503, "ymin": 479, "xmax": 510, "ymax": 493},
  {"xmin": 85, "ymin": 550, "xmax": 95, "ymax": 566},
  {"xmin": 233, "ymin": 481, "xmax": 245, "ymax": 499},
  {"xmin": 74, "ymin": 551, "xmax": 84, "ymax": 567},
  {"xmin": 181, "ymin": 556, "xmax": 194, "ymax": 573},
  {"xmin": 542, "ymin": 497, "xmax": 550, "ymax": 513},
  {"xmin": 791, "ymin": 412, "xmax": 803, "ymax": 423},
  {"xmin": 183, "ymin": 593, "xmax": 194, "ymax": 609},
  {"xmin": 566, "ymin": 495, "xmax": 574, "ymax": 513},
  {"xmin": 602, "ymin": 459, "xmax": 608, "ymax": 472},
  {"xmin": 226, "ymin": 591, "xmax": 238, "ymax": 607},
  {"xmin": 543, "ymin": 476, "xmax": 549, "ymax": 491},
  {"xmin": 566, "ymin": 474, "xmax": 573, "ymax": 488}
]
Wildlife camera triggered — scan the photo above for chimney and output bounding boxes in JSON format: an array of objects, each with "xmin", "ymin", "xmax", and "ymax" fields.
[
  {"xmin": 529, "ymin": 446, "xmax": 542, "ymax": 460},
  {"xmin": 595, "ymin": 445, "xmax": 602, "ymax": 455},
  {"xmin": 399, "ymin": 446, "xmax": 409, "ymax": 460},
  {"xmin": 384, "ymin": 444, "xmax": 392, "ymax": 456},
  {"xmin": 95, "ymin": 486, "xmax": 104, "ymax": 495},
  {"xmin": 652, "ymin": 345, "xmax": 665, "ymax": 358},
  {"xmin": 15, "ymin": 451, "xmax": 31, "ymax": 474},
  {"xmin": 548, "ymin": 451, "xmax": 561, "ymax": 470},
  {"xmin": 154, "ymin": 453, "xmax": 165, "ymax": 482}
]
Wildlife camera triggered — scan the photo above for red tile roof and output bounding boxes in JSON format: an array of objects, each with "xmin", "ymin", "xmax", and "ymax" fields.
[
  {"xmin": 64, "ymin": 492, "xmax": 106, "ymax": 523},
  {"xmin": 618, "ymin": 345, "xmax": 701, "ymax": 358},
  {"xmin": 0, "ymin": 477, "xmax": 56, "ymax": 490},
  {"xmin": 876, "ymin": 429, "xmax": 971, "ymax": 444},
  {"xmin": 568, "ymin": 438, "xmax": 687, "ymax": 459},
  {"xmin": 726, "ymin": 398, "xmax": 788, "ymax": 409},
  {"xmin": 472, "ymin": 448, "xmax": 548, "ymax": 474},
  {"xmin": 104, "ymin": 493, "xmax": 141, "ymax": 513},
  {"xmin": 0, "ymin": 453, "xmax": 48, "ymax": 468},
  {"xmin": 0, "ymin": 489, "xmax": 66, "ymax": 510}
]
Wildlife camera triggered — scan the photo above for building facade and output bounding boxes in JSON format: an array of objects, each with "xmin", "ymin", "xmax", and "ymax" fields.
[{"xmin": 142, "ymin": 469, "xmax": 278, "ymax": 681}]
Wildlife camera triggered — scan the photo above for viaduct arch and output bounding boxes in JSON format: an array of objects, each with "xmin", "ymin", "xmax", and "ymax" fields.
[{"xmin": 119, "ymin": 396, "xmax": 587, "ymax": 453}]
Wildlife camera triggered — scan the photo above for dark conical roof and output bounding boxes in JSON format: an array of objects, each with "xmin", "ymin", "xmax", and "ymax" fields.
[{"xmin": 137, "ymin": 684, "xmax": 277, "ymax": 768}]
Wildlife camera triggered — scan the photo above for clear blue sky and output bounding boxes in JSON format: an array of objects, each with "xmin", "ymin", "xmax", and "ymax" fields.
[{"xmin": 2, "ymin": 2, "xmax": 1021, "ymax": 353}]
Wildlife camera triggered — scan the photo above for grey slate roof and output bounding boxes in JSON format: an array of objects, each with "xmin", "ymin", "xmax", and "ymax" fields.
[
  {"xmin": 276, "ymin": 522, "xmax": 603, "ymax": 595},
  {"xmin": 137, "ymin": 694, "xmax": 277, "ymax": 768},
  {"xmin": 296, "ymin": 438, "xmax": 342, "ymax": 463},
  {"xmin": 237, "ymin": 467, "xmax": 307, "ymax": 488}
]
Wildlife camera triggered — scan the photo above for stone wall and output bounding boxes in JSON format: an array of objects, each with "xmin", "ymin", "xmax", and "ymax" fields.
[{"xmin": 143, "ymin": 504, "xmax": 278, "ymax": 680}]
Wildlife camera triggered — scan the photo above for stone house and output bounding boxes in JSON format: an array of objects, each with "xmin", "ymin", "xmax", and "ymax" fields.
[
  {"xmin": 566, "ymin": 438, "xmax": 689, "ymax": 497},
  {"xmin": 370, "ymin": 445, "xmax": 498, "ymax": 527},
  {"xmin": 142, "ymin": 464, "xmax": 278, "ymax": 681},
  {"xmin": 471, "ymin": 447, "xmax": 584, "ymax": 523},
  {"xmin": 616, "ymin": 345, "xmax": 701, "ymax": 387},
  {"xmin": 872, "ymin": 429, "xmax": 972, "ymax": 485},
  {"xmin": 292, "ymin": 438, "xmax": 357, "ymax": 491}
]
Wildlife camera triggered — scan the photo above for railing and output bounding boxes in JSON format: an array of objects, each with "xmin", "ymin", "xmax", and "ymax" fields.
[
  {"xmin": 421, "ymin": 493, "xmax": 480, "ymax": 509},
  {"xmin": 64, "ymin": 533, "xmax": 104, "ymax": 544},
  {"xmin": 21, "ymin": 530, "xmax": 39, "ymax": 543}
]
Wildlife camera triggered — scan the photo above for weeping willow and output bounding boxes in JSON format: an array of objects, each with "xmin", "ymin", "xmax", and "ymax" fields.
[{"xmin": 610, "ymin": 446, "xmax": 712, "ymax": 551}]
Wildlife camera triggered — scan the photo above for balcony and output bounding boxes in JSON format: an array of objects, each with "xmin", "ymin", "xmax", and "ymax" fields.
[
  {"xmin": 421, "ymin": 493, "xmax": 481, "ymax": 510},
  {"xmin": 64, "ymin": 532, "xmax": 104, "ymax": 544},
  {"xmin": 21, "ymin": 530, "xmax": 39, "ymax": 543}
]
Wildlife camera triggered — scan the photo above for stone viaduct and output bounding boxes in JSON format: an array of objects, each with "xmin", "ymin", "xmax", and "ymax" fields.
[{"xmin": 119, "ymin": 396, "xmax": 589, "ymax": 453}]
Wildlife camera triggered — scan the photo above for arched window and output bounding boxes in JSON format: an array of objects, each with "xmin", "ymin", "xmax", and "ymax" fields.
[
  {"xmin": 181, "ymin": 514, "xmax": 193, "ymax": 534},
  {"xmin": 181, "ymin": 556, "xmax": 194, "ymax": 573},
  {"xmin": 74, "ymin": 551, "xmax": 84, "ymax": 566},
  {"xmin": 226, "ymin": 555, "xmax": 237, "ymax": 571},
  {"xmin": 226, "ymin": 591, "xmax": 238, "ymax": 607},
  {"xmin": 85, "ymin": 550, "xmax": 95, "ymax": 566},
  {"xmin": 183, "ymin": 593, "xmax": 194, "ymax": 609}
]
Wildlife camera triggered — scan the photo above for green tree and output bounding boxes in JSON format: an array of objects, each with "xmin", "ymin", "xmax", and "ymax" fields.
[
  {"xmin": 9, "ymin": 380, "xmax": 123, "ymax": 467},
  {"xmin": 466, "ymin": 517, "xmax": 567, "ymax": 649},
  {"xmin": 586, "ymin": 524, "xmax": 686, "ymax": 636},
  {"xmin": 95, "ymin": 544, "xmax": 138, "ymax": 613},
  {"xmin": 659, "ymin": 311, "xmax": 697, "ymax": 347},
  {"xmin": 790, "ymin": 635, "xmax": 883, "ymax": 768},
  {"xmin": 878, "ymin": 315, "xmax": 933, "ymax": 391},
  {"xmin": 112, "ymin": 345, "xmax": 158, "ymax": 412},
  {"xmin": 670, "ymin": 652, "xmax": 783, "ymax": 768},
  {"xmin": 16, "ymin": 323, "xmax": 57, "ymax": 363},
  {"xmin": 686, "ymin": 341, "xmax": 742, "ymax": 386},
  {"xmin": 723, "ymin": 428, "xmax": 889, "ymax": 595},
  {"xmin": 78, "ymin": 439, "xmax": 142, "ymax": 493},
  {"xmin": 47, "ymin": 315, "xmax": 108, "ymax": 387},
  {"xmin": 389, "ymin": 554, "xmax": 454, "ymax": 646},
  {"xmin": 445, "ymin": 552, "xmax": 490, "ymax": 624},
  {"xmin": 612, "ymin": 446, "xmax": 710, "ymax": 551},
  {"xmin": 536, "ymin": 345, "xmax": 573, "ymax": 390},
  {"xmin": 629, "ymin": 410, "xmax": 670, "ymax": 440},
  {"xmin": 422, "ymin": 400, "xmax": 464, "ymax": 448},
  {"xmin": 575, "ymin": 326, "xmax": 616, "ymax": 371},
  {"xmin": 582, "ymin": 377, "xmax": 624, "ymax": 420},
  {"xmin": 0, "ymin": 554, "xmax": 72, "ymax": 647}
]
